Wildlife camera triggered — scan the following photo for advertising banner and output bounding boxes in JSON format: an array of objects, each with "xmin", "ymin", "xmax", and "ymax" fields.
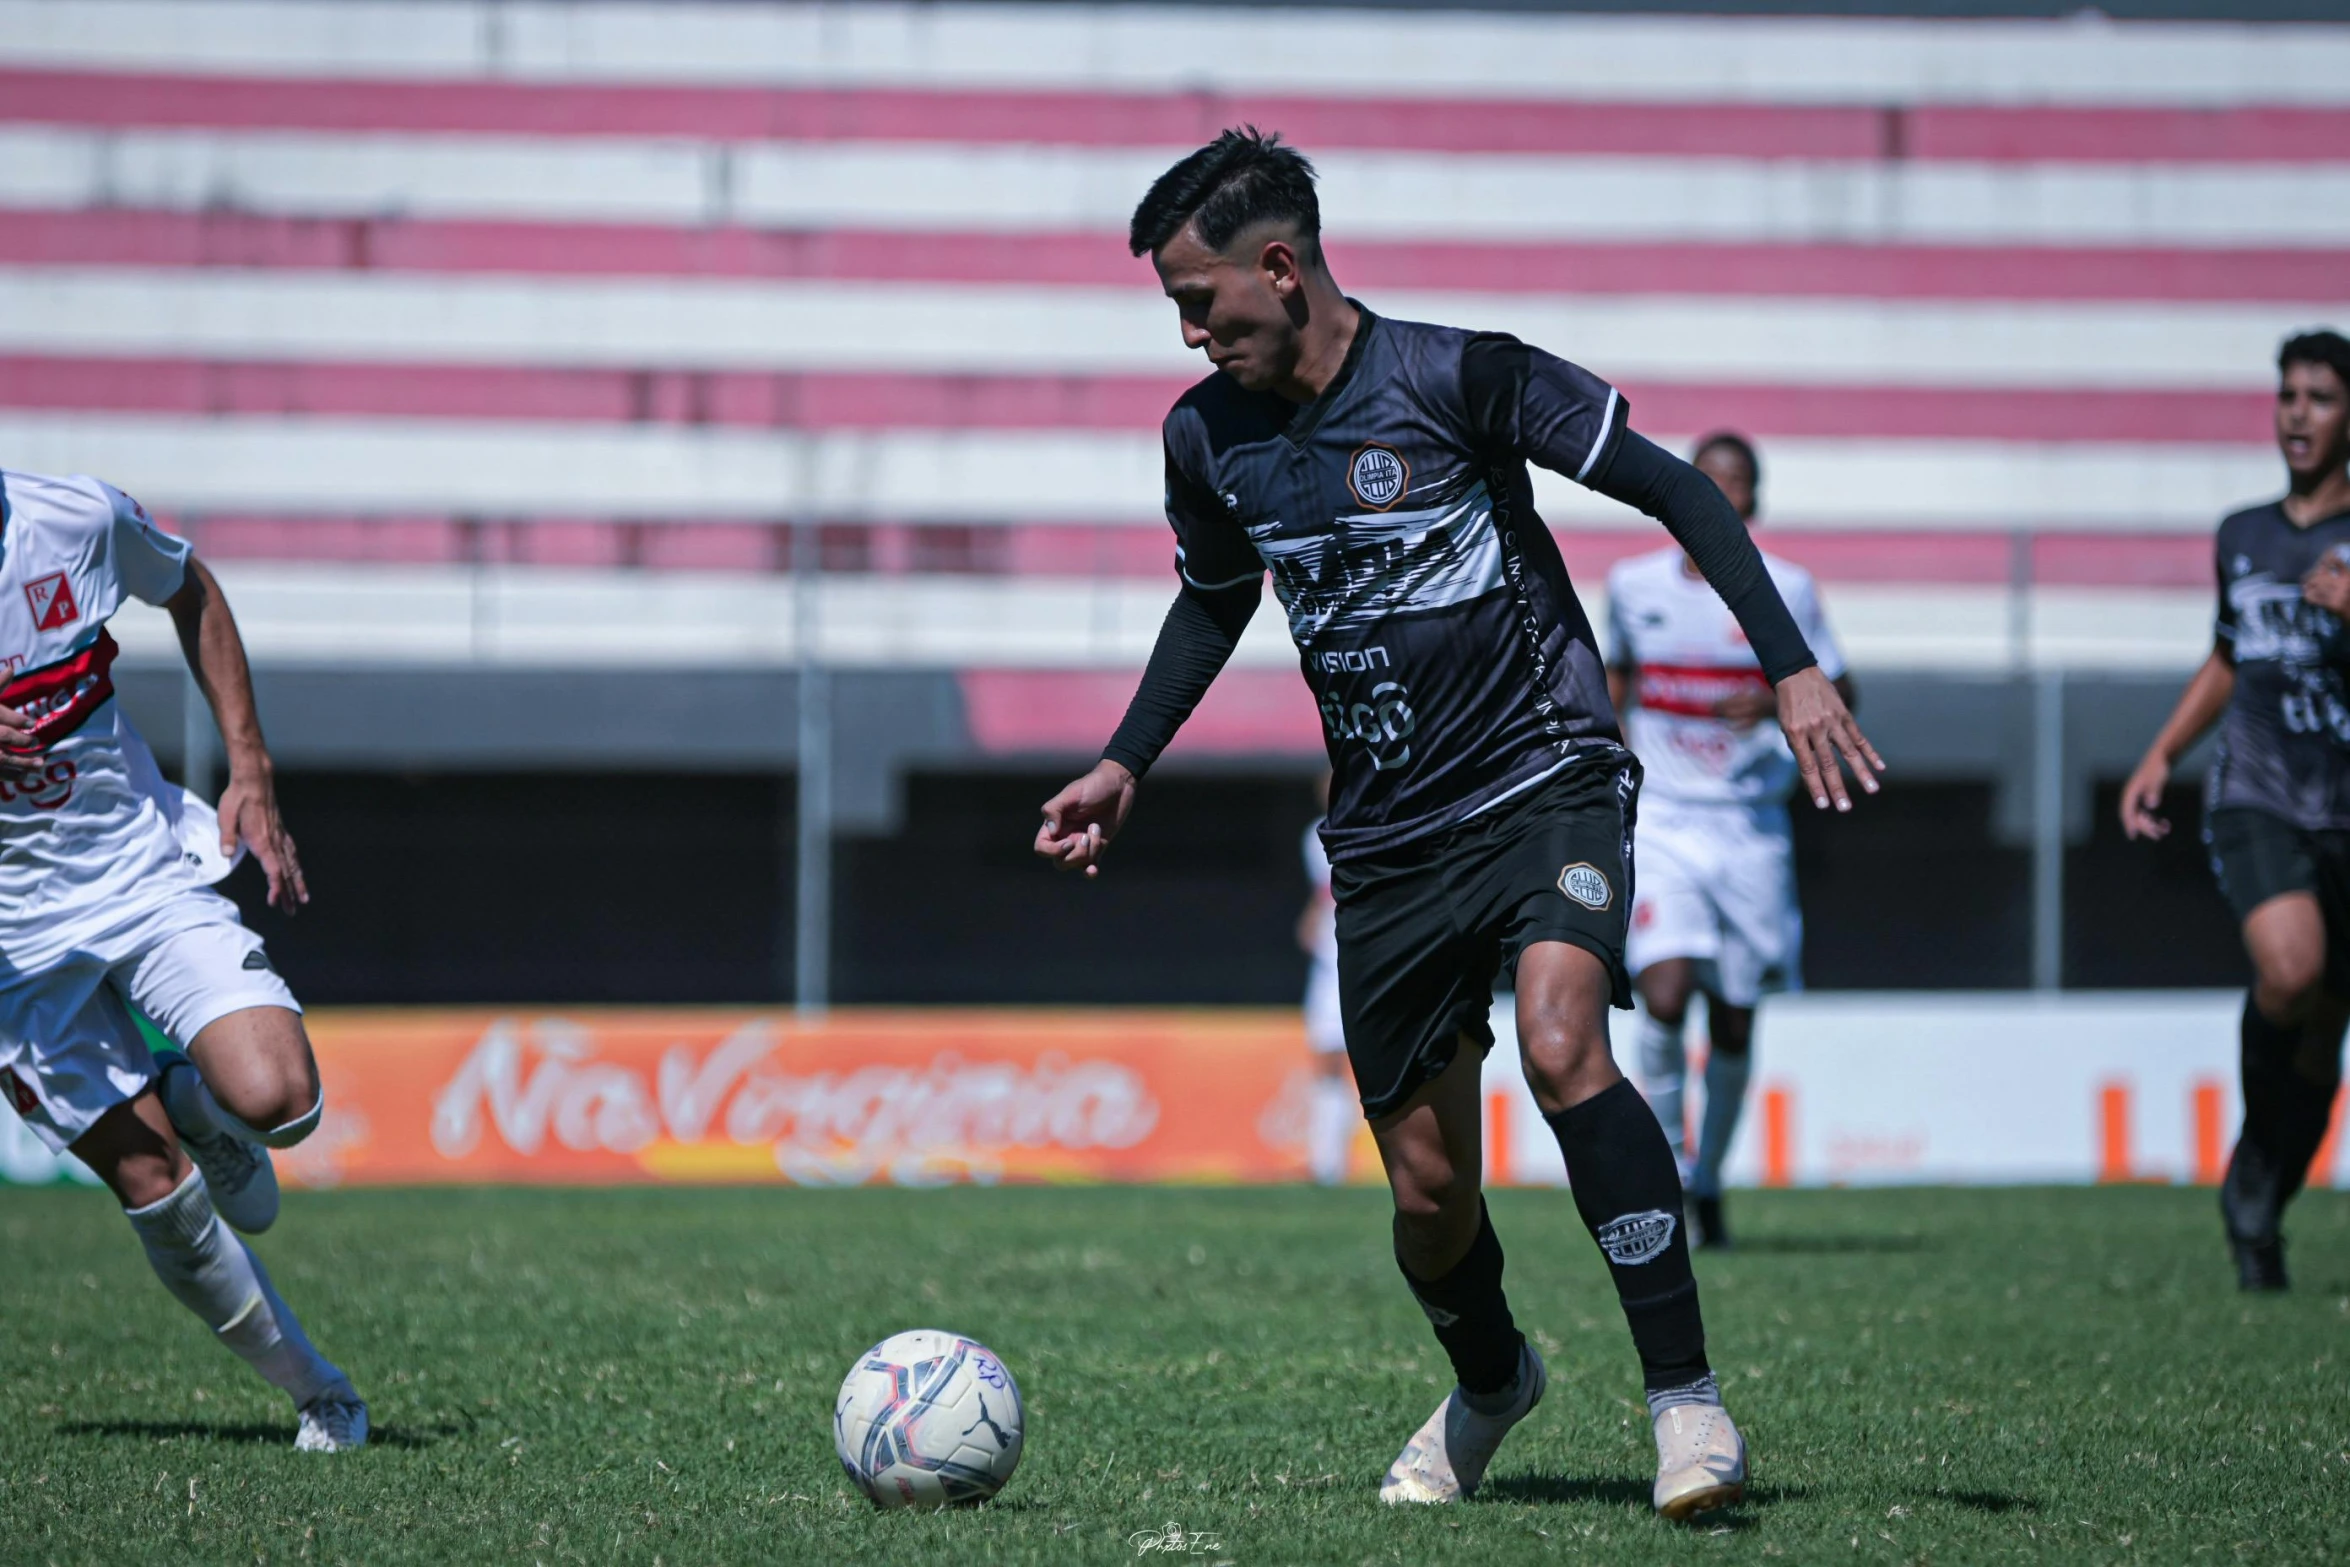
[
  {"xmin": 284, "ymin": 1009, "xmax": 1317, "ymax": 1189},
  {"xmin": 1, "ymin": 1000, "xmax": 2342, "ymax": 1190}
]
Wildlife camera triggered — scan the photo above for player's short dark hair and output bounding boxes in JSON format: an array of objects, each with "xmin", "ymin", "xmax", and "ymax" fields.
[
  {"xmin": 1692, "ymin": 430, "xmax": 1762, "ymax": 488},
  {"xmin": 1128, "ymin": 127, "xmax": 1322, "ymax": 261},
  {"xmin": 2280, "ymin": 329, "xmax": 2350, "ymax": 391}
]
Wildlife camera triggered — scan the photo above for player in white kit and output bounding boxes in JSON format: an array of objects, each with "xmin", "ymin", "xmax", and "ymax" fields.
[
  {"xmin": 1606, "ymin": 435, "xmax": 1851, "ymax": 1248},
  {"xmin": 0, "ymin": 468, "xmax": 366, "ymax": 1450},
  {"xmin": 1299, "ymin": 788, "xmax": 1356, "ymax": 1185}
]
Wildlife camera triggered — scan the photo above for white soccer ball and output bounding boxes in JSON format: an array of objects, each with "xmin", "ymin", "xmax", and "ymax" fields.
[{"xmin": 833, "ymin": 1329, "xmax": 1025, "ymax": 1509}]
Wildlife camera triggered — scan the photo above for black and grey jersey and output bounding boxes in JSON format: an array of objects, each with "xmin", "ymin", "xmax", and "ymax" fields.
[
  {"xmin": 1163, "ymin": 308, "xmax": 1632, "ymax": 860},
  {"xmin": 2209, "ymin": 500, "xmax": 2350, "ymax": 831}
]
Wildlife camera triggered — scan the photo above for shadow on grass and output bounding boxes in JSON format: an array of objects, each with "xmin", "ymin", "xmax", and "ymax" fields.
[
  {"xmin": 1712, "ymin": 1236, "xmax": 1929, "ymax": 1256},
  {"xmin": 1929, "ymin": 1489, "xmax": 2037, "ymax": 1515},
  {"xmin": 58, "ymin": 1419, "xmax": 455, "ymax": 1450},
  {"xmin": 1483, "ymin": 1475, "xmax": 1804, "ymax": 1527}
]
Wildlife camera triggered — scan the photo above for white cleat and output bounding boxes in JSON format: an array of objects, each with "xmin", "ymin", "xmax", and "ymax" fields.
[
  {"xmin": 1379, "ymin": 1343, "xmax": 1546, "ymax": 1504},
  {"xmin": 1652, "ymin": 1401, "xmax": 1746, "ymax": 1520},
  {"xmin": 295, "ymin": 1386, "xmax": 370, "ymax": 1453},
  {"xmin": 154, "ymin": 1050, "xmax": 279, "ymax": 1234}
]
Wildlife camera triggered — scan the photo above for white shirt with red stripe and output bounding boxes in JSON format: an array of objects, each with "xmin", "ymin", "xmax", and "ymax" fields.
[
  {"xmin": 1, "ymin": 469, "xmax": 229, "ymax": 973},
  {"xmin": 1605, "ymin": 545, "xmax": 1845, "ymax": 807}
]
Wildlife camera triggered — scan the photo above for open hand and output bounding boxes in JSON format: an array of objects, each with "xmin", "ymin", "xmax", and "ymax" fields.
[
  {"xmin": 1776, "ymin": 667, "xmax": 1884, "ymax": 812},
  {"xmin": 218, "ymin": 767, "xmax": 310, "ymax": 913},
  {"xmin": 1034, "ymin": 760, "xmax": 1137, "ymax": 878}
]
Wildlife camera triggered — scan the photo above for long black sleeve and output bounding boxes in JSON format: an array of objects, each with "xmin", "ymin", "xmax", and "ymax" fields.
[
  {"xmin": 1589, "ymin": 431, "xmax": 1818, "ymax": 685},
  {"xmin": 1101, "ymin": 579, "xmax": 1261, "ymax": 776}
]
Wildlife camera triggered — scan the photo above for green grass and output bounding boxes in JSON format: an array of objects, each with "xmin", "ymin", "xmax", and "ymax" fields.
[{"xmin": 1, "ymin": 1184, "xmax": 2345, "ymax": 1565}]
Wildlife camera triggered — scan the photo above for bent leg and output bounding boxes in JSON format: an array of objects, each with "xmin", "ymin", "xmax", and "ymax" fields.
[
  {"xmin": 1518, "ymin": 942, "xmax": 1714, "ymax": 1406},
  {"xmin": 2228, "ymin": 897, "xmax": 2344, "ymax": 1244},
  {"xmin": 184, "ymin": 1006, "xmax": 321, "ymax": 1147},
  {"xmin": 1371, "ymin": 1042, "xmax": 1524, "ymax": 1396},
  {"xmin": 70, "ymin": 1096, "xmax": 349, "ymax": 1410}
]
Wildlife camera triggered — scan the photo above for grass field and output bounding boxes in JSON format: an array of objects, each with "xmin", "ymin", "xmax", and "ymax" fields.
[{"xmin": 1, "ymin": 1183, "xmax": 2345, "ymax": 1565}]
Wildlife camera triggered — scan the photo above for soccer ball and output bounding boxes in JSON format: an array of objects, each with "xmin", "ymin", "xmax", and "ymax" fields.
[{"xmin": 833, "ymin": 1329, "xmax": 1025, "ymax": 1509}]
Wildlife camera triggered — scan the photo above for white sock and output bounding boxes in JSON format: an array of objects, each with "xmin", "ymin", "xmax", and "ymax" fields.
[
  {"xmin": 1635, "ymin": 1012, "xmax": 1689, "ymax": 1179},
  {"xmin": 160, "ymin": 1063, "xmax": 321, "ymax": 1150},
  {"xmin": 1693, "ymin": 1049, "xmax": 1753, "ymax": 1200},
  {"xmin": 1308, "ymin": 1074, "xmax": 1357, "ymax": 1186},
  {"xmin": 125, "ymin": 1168, "xmax": 345, "ymax": 1406}
]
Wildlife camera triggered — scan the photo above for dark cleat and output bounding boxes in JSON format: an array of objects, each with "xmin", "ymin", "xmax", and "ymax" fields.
[{"xmin": 2232, "ymin": 1235, "xmax": 2288, "ymax": 1293}]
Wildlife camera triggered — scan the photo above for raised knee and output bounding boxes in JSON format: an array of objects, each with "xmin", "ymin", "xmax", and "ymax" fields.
[
  {"xmin": 2254, "ymin": 959, "xmax": 2325, "ymax": 1021},
  {"xmin": 1389, "ymin": 1156, "xmax": 1478, "ymax": 1231}
]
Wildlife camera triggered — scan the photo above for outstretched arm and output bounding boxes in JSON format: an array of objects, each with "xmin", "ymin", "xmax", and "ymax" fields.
[
  {"xmin": 1035, "ymin": 578, "xmax": 1260, "ymax": 876},
  {"xmin": 1590, "ymin": 432, "xmax": 1884, "ymax": 810},
  {"xmin": 165, "ymin": 557, "xmax": 308, "ymax": 912},
  {"xmin": 2120, "ymin": 649, "xmax": 2234, "ymax": 841}
]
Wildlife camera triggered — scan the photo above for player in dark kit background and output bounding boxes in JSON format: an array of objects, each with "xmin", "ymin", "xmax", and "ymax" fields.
[
  {"xmin": 1034, "ymin": 130, "xmax": 1881, "ymax": 1519},
  {"xmin": 2123, "ymin": 329, "xmax": 2350, "ymax": 1292}
]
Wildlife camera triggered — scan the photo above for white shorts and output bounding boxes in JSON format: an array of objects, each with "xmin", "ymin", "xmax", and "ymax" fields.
[
  {"xmin": 1304, "ymin": 950, "xmax": 1346, "ymax": 1056},
  {"xmin": 0, "ymin": 886, "xmax": 300, "ymax": 1154},
  {"xmin": 1626, "ymin": 798, "xmax": 1800, "ymax": 1009}
]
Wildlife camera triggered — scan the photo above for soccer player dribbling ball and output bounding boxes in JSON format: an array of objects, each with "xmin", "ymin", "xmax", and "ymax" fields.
[
  {"xmin": 1034, "ymin": 131, "xmax": 1881, "ymax": 1519},
  {"xmin": 0, "ymin": 470, "xmax": 366, "ymax": 1449},
  {"xmin": 2122, "ymin": 329, "xmax": 2350, "ymax": 1293},
  {"xmin": 1605, "ymin": 434, "xmax": 1853, "ymax": 1250}
]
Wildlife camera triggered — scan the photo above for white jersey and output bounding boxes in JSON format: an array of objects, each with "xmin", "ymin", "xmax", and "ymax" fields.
[
  {"xmin": 1, "ymin": 470, "xmax": 230, "ymax": 973},
  {"xmin": 1605, "ymin": 546, "xmax": 1846, "ymax": 806}
]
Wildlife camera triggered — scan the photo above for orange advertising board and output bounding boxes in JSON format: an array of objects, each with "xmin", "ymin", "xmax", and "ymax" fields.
[{"xmin": 276, "ymin": 1010, "xmax": 1322, "ymax": 1189}]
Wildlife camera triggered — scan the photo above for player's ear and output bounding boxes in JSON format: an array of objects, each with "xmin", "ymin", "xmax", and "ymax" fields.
[{"xmin": 1257, "ymin": 237, "xmax": 1301, "ymax": 297}]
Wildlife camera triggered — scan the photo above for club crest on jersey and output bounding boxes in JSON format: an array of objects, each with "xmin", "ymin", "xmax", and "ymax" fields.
[
  {"xmin": 1348, "ymin": 444, "xmax": 1410, "ymax": 510},
  {"xmin": 1558, "ymin": 862, "xmax": 1612, "ymax": 910},
  {"xmin": 1596, "ymin": 1209, "xmax": 1677, "ymax": 1265},
  {"xmin": 24, "ymin": 572, "xmax": 79, "ymax": 632}
]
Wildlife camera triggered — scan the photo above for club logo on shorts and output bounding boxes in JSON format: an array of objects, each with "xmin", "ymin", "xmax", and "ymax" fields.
[
  {"xmin": 1348, "ymin": 444, "xmax": 1410, "ymax": 510},
  {"xmin": 1596, "ymin": 1209, "xmax": 1677, "ymax": 1265},
  {"xmin": 1558, "ymin": 862, "xmax": 1612, "ymax": 910},
  {"xmin": 24, "ymin": 572, "xmax": 79, "ymax": 632},
  {"xmin": 241, "ymin": 949, "xmax": 273, "ymax": 973},
  {"xmin": 2, "ymin": 1066, "xmax": 37, "ymax": 1116}
]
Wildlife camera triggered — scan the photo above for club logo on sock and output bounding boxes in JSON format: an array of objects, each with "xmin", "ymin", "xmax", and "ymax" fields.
[
  {"xmin": 1413, "ymin": 1299, "xmax": 1460, "ymax": 1327},
  {"xmin": 1558, "ymin": 862, "xmax": 1612, "ymax": 910},
  {"xmin": 1596, "ymin": 1209, "xmax": 1677, "ymax": 1265}
]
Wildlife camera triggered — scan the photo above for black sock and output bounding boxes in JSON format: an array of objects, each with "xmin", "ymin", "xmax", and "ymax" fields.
[
  {"xmin": 1544, "ymin": 1078, "xmax": 1710, "ymax": 1393},
  {"xmin": 2227, "ymin": 997, "xmax": 2343, "ymax": 1241},
  {"xmin": 1396, "ymin": 1201, "xmax": 1524, "ymax": 1398}
]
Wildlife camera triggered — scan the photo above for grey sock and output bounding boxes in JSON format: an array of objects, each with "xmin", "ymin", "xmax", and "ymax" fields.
[{"xmin": 1645, "ymin": 1372, "xmax": 1723, "ymax": 1419}]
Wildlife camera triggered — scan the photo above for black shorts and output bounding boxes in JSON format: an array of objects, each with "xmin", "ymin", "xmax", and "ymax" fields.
[
  {"xmin": 1331, "ymin": 757, "xmax": 1640, "ymax": 1121},
  {"xmin": 2207, "ymin": 806, "xmax": 2350, "ymax": 992}
]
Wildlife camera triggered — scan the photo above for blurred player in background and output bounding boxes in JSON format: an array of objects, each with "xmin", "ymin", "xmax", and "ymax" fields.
[
  {"xmin": 2122, "ymin": 330, "xmax": 2350, "ymax": 1292},
  {"xmin": 1038, "ymin": 130, "xmax": 1880, "ymax": 1519},
  {"xmin": 1299, "ymin": 773, "xmax": 1356, "ymax": 1185},
  {"xmin": 1606, "ymin": 434, "xmax": 1851, "ymax": 1249},
  {"xmin": 0, "ymin": 468, "xmax": 366, "ymax": 1448}
]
